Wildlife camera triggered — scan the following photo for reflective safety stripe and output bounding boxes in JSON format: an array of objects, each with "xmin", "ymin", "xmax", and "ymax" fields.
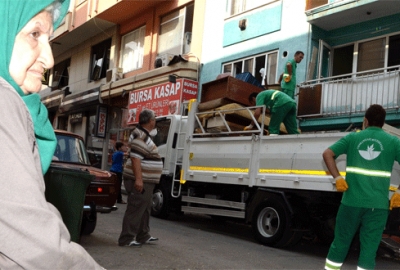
[
  {"xmin": 190, "ymin": 166, "xmax": 346, "ymax": 176},
  {"xmin": 271, "ymin": 90, "xmax": 279, "ymax": 100},
  {"xmin": 325, "ymin": 259, "xmax": 342, "ymax": 270},
  {"xmin": 190, "ymin": 166, "xmax": 249, "ymax": 173},
  {"xmin": 259, "ymin": 168, "xmax": 346, "ymax": 176},
  {"xmin": 346, "ymin": 167, "xmax": 391, "ymax": 177}
]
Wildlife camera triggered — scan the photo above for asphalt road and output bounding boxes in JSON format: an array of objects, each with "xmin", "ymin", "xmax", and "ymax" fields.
[{"xmin": 81, "ymin": 195, "xmax": 400, "ymax": 269}]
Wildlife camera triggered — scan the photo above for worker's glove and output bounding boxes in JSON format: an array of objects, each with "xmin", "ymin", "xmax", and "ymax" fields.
[
  {"xmin": 334, "ymin": 176, "xmax": 348, "ymax": 192},
  {"xmin": 390, "ymin": 190, "xmax": 400, "ymax": 210},
  {"xmin": 244, "ymin": 124, "xmax": 254, "ymax": 131},
  {"xmin": 284, "ymin": 74, "xmax": 291, "ymax": 83}
]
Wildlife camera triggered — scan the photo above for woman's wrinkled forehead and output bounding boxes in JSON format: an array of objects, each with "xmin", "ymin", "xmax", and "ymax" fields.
[{"xmin": 30, "ymin": 11, "xmax": 54, "ymax": 35}]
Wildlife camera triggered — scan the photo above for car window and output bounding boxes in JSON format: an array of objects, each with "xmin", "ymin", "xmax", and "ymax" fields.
[{"xmin": 54, "ymin": 134, "xmax": 91, "ymax": 165}]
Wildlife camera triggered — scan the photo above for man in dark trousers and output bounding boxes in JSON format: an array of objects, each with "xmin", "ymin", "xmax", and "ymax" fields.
[
  {"xmin": 246, "ymin": 90, "xmax": 300, "ymax": 135},
  {"xmin": 323, "ymin": 104, "xmax": 400, "ymax": 270},
  {"xmin": 118, "ymin": 109, "xmax": 163, "ymax": 247},
  {"xmin": 278, "ymin": 51, "xmax": 304, "ymax": 99}
]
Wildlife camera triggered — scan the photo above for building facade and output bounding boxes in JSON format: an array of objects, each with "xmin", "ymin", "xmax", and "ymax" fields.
[
  {"xmin": 300, "ymin": 0, "xmax": 400, "ymax": 131},
  {"xmin": 200, "ymin": 0, "xmax": 309, "ymax": 95},
  {"xmin": 41, "ymin": 0, "xmax": 205, "ymax": 170}
]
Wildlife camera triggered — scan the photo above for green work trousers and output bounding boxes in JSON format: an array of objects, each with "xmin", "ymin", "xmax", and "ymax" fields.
[
  {"xmin": 325, "ymin": 204, "xmax": 389, "ymax": 270},
  {"xmin": 269, "ymin": 102, "xmax": 299, "ymax": 135},
  {"xmin": 282, "ymin": 88, "xmax": 295, "ymax": 99}
]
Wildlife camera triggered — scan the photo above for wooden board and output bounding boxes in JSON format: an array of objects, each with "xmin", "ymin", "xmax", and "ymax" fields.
[{"xmin": 197, "ymin": 103, "xmax": 288, "ymax": 134}]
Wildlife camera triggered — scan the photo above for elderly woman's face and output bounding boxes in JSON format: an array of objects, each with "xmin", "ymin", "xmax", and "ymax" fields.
[{"xmin": 9, "ymin": 11, "xmax": 54, "ymax": 95}]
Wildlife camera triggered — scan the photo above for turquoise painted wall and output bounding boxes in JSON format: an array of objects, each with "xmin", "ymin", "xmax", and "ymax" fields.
[
  {"xmin": 223, "ymin": 3, "xmax": 282, "ymax": 47},
  {"xmin": 314, "ymin": 13, "xmax": 400, "ymax": 47},
  {"xmin": 200, "ymin": 0, "xmax": 310, "ymax": 96}
]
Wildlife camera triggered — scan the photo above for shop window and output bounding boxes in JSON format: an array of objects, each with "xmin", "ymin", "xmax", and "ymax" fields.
[
  {"xmin": 227, "ymin": 0, "xmax": 276, "ymax": 17},
  {"xmin": 158, "ymin": 4, "xmax": 194, "ymax": 56},
  {"xmin": 86, "ymin": 112, "xmax": 103, "ymax": 169},
  {"xmin": 357, "ymin": 38, "xmax": 385, "ymax": 72},
  {"xmin": 120, "ymin": 25, "xmax": 146, "ymax": 73},
  {"xmin": 90, "ymin": 39, "xmax": 111, "ymax": 81},
  {"xmin": 332, "ymin": 45, "xmax": 353, "ymax": 76},
  {"xmin": 52, "ymin": 58, "xmax": 70, "ymax": 90},
  {"xmin": 222, "ymin": 50, "xmax": 278, "ymax": 85}
]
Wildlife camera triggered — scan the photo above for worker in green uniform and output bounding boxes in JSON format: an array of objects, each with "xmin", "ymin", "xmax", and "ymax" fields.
[
  {"xmin": 323, "ymin": 104, "xmax": 400, "ymax": 270},
  {"xmin": 246, "ymin": 90, "xmax": 300, "ymax": 135},
  {"xmin": 278, "ymin": 51, "xmax": 304, "ymax": 99}
]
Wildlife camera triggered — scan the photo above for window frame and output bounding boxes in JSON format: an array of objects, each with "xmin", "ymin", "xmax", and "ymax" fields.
[
  {"xmin": 157, "ymin": 4, "xmax": 194, "ymax": 56},
  {"xmin": 119, "ymin": 25, "xmax": 146, "ymax": 73},
  {"xmin": 90, "ymin": 38, "xmax": 112, "ymax": 82},
  {"xmin": 225, "ymin": 0, "xmax": 278, "ymax": 18},
  {"xmin": 329, "ymin": 30, "xmax": 400, "ymax": 76},
  {"xmin": 52, "ymin": 58, "xmax": 71, "ymax": 90},
  {"xmin": 222, "ymin": 50, "xmax": 279, "ymax": 85}
]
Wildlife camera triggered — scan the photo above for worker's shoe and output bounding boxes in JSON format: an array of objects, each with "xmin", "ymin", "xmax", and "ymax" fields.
[{"xmin": 126, "ymin": 240, "xmax": 142, "ymax": 247}]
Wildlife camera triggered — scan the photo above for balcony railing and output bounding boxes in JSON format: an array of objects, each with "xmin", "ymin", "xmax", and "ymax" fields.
[{"xmin": 299, "ymin": 65, "xmax": 400, "ymax": 117}]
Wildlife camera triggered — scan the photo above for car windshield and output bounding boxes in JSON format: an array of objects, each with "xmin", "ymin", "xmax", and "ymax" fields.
[{"xmin": 53, "ymin": 134, "xmax": 91, "ymax": 165}]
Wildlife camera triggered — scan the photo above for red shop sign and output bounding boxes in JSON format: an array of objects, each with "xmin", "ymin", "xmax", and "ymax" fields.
[{"xmin": 127, "ymin": 79, "xmax": 198, "ymax": 124}]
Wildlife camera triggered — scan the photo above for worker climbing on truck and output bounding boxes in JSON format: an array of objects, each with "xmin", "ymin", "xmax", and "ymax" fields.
[
  {"xmin": 323, "ymin": 104, "xmax": 400, "ymax": 270},
  {"xmin": 245, "ymin": 90, "xmax": 300, "ymax": 135}
]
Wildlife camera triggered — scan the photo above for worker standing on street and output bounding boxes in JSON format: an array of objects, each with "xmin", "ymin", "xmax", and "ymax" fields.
[
  {"xmin": 278, "ymin": 51, "xmax": 304, "ymax": 99},
  {"xmin": 323, "ymin": 104, "xmax": 400, "ymax": 270},
  {"xmin": 246, "ymin": 90, "xmax": 300, "ymax": 135}
]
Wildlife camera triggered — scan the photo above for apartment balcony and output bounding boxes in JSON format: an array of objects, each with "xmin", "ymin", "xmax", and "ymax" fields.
[
  {"xmin": 298, "ymin": 66, "xmax": 400, "ymax": 122},
  {"xmin": 305, "ymin": 0, "xmax": 400, "ymax": 30}
]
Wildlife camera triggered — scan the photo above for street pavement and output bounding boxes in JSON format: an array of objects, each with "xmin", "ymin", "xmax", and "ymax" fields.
[{"xmin": 80, "ymin": 195, "xmax": 400, "ymax": 269}]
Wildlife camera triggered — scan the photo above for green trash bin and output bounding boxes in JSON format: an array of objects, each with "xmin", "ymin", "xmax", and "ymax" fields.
[{"xmin": 44, "ymin": 165, "xmax": 95, "ymax": 243}]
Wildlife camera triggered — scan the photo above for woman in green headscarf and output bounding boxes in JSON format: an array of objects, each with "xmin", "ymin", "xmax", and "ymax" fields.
[{"xmin": 0, "ymin": 1, "xmax": 103, "ymax": 269}]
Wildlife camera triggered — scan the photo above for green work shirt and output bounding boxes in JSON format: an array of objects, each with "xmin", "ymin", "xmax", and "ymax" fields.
[
  {"xmin": 256, "ymin": 90, "xmax": 294, "ymax": 111},
  {"xmin": 329, "ymin": 127, "xmax": 400, "ymax": 209},
  {"xmin": 281, "ymin": 59, "xmax": 297, "ymax": 91}
]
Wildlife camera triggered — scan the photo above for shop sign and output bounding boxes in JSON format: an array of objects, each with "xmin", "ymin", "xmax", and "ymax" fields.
[
  {"xmin": 96, "ymin": 106, "xmax": 108, "ymax": 138},
  {"xmin": 70, "ymin": 113, "xmax": 83, "ymax": 124},
  {"xmin": 127, "ymin": 79, "xmax": 198, "ymax": 124}
]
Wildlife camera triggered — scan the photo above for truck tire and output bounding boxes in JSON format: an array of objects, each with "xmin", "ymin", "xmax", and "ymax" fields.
[
  {"xmin": 151, "ymin": 178, "xmax": 171, "ymax": 219},
  {"xmin": 252, "ymin": 197, "xmax": 301, "ymax": 247},
  {"xmin": 81, "ymin": 211, "xmax": 97, "ymax": 235}
]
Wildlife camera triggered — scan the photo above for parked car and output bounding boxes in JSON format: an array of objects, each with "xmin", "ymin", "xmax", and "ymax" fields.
[{"xmin": 49, "ymin": 130, "xmax": 119, "ymax": 235}]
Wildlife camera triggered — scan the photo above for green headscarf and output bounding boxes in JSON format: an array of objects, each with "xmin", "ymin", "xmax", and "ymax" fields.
[{"xmin": 0, "ymin": 0, "xmax": 70, "ymax": 174}]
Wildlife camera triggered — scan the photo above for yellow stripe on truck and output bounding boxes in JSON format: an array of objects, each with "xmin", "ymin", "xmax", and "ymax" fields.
[
  {"xmin": 259, "ymin": 169, "xmax": 346, "ymax": 176},
  {"xmin": 190, "ymin": 166, "xmax": 249, "ymax": 173},
  {"xmin": 189, "ymin": 166, "xmax": 346, "ymax": 176}
]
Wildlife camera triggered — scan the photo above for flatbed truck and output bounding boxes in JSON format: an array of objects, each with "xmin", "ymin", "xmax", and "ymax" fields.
[{"xmin": 151, "ymin": 100, "xmax": 400, "ymax": 248}]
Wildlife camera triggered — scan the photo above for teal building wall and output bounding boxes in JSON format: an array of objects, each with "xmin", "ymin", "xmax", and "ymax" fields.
[
  {"xmin": 223, "ymin": 3, "xmax": 282, "ymax": 47},
  {"xmin": 200, "ymin": 0, "xmax": 310, "ymax": 96}
]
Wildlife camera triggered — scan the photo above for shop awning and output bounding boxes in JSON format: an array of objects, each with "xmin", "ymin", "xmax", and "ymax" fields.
[
  {"xmin": 59, "ymin": 87, "xmax": 100, "ymax": 113},
  {"xmin": 40, "ymin": 89, "xmax": 64, "ymax": 109}
]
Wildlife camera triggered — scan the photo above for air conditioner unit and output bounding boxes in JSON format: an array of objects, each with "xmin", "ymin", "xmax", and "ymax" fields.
[
  {"xmin": 154, "ymin": 53, "xmax": 175, "ymax": 68},
  {"xmin": 106, "ymin": 67, "xmax": 123, "ymax": 83}
]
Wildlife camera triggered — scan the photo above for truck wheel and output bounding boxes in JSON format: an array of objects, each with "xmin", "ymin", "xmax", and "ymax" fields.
[
  {"xmin": 81, "ymin": 211, "xmax": 97, "ymax": 235},
  {"xmin": 151, "ymin": 179, "xmax": 171, "ymax": 219},
  {"xmin": 252, "ymin": 197, "xmax": 301, "ymax": 247}
]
